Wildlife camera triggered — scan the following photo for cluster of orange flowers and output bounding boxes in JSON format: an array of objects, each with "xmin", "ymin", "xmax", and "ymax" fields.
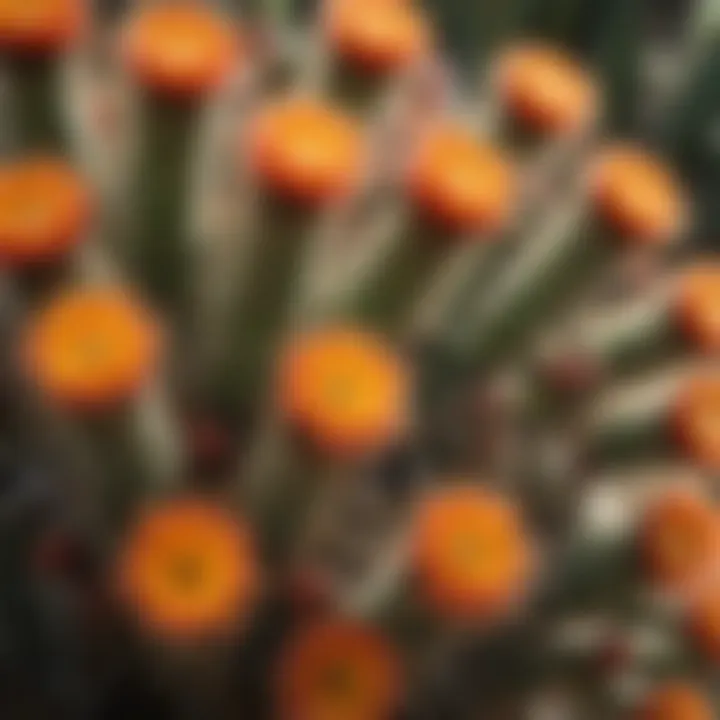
[{"xmin": 0, "ymin": 0, "xmax": 717, "ymax": 718}]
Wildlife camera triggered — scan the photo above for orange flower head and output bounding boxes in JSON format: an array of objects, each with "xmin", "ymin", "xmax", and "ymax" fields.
[
  {"xmin": 672, "ymin": 372, "xmax": 720, "ymax": 471},
  {"xmin": 275, "ymin": 619, "xmax": 404, "ymax": 720},
  {"xmin": 122, "ymin": 3, "xmax": 238, "ymax": 98},
  {"xmin": 639, "ymin": 489, "xmax": 720, "ymax": 594},
  {"xmin": 635, "ymin": 682, "xmax": 714, "ymax": 720},
  {"xmin": 325, "ymin": 0, "xmax": 430, "ymax": 76},
  {"xmin": 0, "ymin": 158, "xmax": 91, "ymax": 267},
  {"xmin": 590, "ymin": 146, "xmax": 687, "ymax": 246},
  {"xmin": 412, "ymin": 484, "xmax": 533, "ymax": 622},
  {"xmin": 687, "ymin": 582, "xmax": 720, "ymax": 664},
  {"xmin": 674, "ymin": 263, "xmax": 720, "ymax": 354},
  {"xmin": 0, "ymin": 0, "xmax": 85, "ymax": 53},
  {"xmin": 248, "ymin": 98, "xmax": 363, "ymax": 206},
  {"xmin": 277, "ymin": 328, "xmax": 409, "ymax": 458},
  {"xmin": 116, "ymin": 498, "xmax": 258, "ymax": 641},
  {"xmin": 407, "ymin": 124, "xmax": 516, "ymax": 235},
  {"xmin": 496, "ymin": 43, "xmax": 598, "ymax": 136},
  {"xmin": 23, "ymin": 287, "xmax": 160, "ymax": 412}
]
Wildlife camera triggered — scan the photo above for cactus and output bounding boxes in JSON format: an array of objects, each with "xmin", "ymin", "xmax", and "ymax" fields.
[
  {"xmin": 118, "ymin": 3, "xmax": 240, "ymax": 334},
  {"xmin": 583, "ymin": 367, "xmax": 719, "ymax": 472},
  {"xmin": 206, "ymin": 97, "xmax": 365, "ymax": 420},
  {"xmin": 242, "ymin": 326, "xmax": 410, "ymax": 568},
  {"xmin": 432, "ymin": 146, "xmax": 689, "ymax": 377},
  {"xmin": 536, "ymin": 262, "xmax": 720, "ymax": 401},
  {"xmin": 0, "ymin": 1, "xmax": 718, "ymax": 717},
  {"xmin": 336, "ymin": 123, "xmax": 516, "ymax": 336}
]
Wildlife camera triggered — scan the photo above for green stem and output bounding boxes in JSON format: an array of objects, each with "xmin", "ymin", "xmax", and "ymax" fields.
[
  {"xmin": 60, "ymin": 388, "xmax": 182, "ymax": 542},
  {"xmin": 242, "ymin": 416, "xmax": 324, "ymax": 569},
  {"xmin": 214, "ymin": 196, "xmax": 319, "ymax": 420},
  {"xmin": 325, "ymin": 57, "xmax": 392, "ymax": 118},
  {"xmin": 5, "ymin": 54, "xmax": 67, "ymax": 154},
  {"xmin": 584, "ymin": 375, "xmax": 682, "ymax": 469},
  {"xmin": 448, "ymin": 195, "xmax": 609, "ymax": 373},
  {"xmin": 125, "ymin": 94, "xmax": 199, "ymax": 334}
]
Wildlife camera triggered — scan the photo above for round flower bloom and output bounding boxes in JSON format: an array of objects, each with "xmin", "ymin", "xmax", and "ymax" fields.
[
  {"xmin": 591, "ymin": 146, "xmax": 688, "ymax": 246},
  {"xmin": 0, "ymin": 0, "xmax": 85, "ymax": 53},
  {"xmin": 275, "ymin": 619, "xmax": 404, "ymax": 720},
  {"xmin": 247, "ymin": 98, "xmax": 364, "ymax": 206},
  {"xmin": 122, "ymin": 3, "xmax": 239, "ymax": 98},
  {"xmin": 324, "ymin": 0, "xmax": 430, "ymax": 76},
  {"xmin": 672, "ymin": 372, "xmax": 720, "ymax": 471},
  {"xmin": 638, "ymin": 489, "xmax": 719, "ymax": 595},
  {"xmin": 412, "ymin": 484, "xmax": 534, "ymax": 622},
  {"xmin": 0, "ymin": 158, "xmax": 91, "ymax": 267},
  {"xmin": 116, "ymin": 498, "xmax": 258, "ymax": 640},
  {"xmin": 23, "ymin": 287, "xmax": 159, "ymax": 412},
  {"xmin": 496, "ymin": 43, "xmax": 598, "ymax": 136},
  {"xmin": 277, "ymin": 327, "xmax": 409, "ymax": 457},
  {"xmin": 407, "ymin": 124, "xmax": 516, "ymax": 234},
  {"xmin": 635, "ymin": 682, "xmax": 714, "ymax": 720},
  {"xmin": 674, "ymin": 262, "xmax": 720, "ymax": 354}
]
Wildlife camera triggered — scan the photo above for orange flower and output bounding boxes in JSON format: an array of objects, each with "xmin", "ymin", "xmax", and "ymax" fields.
[
  {"xmin": 496, "ymin": 43, "xmax": 598, "ymax": 136},
  {"xmin": 277, "ymin": 328, "xmax": 409, "ymax": 458},
  {"xmin": 23, "ymin": 287, "xmax": 160, "ymax": 412},
  {"xmin": 590, "ymin": 146, "xmax": 687, "ymax": 246},
  {"xmin": 687, "ymin": 581, "xmax": 720, "ymax": 663},
  {"xmin": 247, "ymin": 98, "xmax": 363, "ymax": 206},
  {"xmin": 116, "ymin": 498, "xmax": 258, "ymax": 641},
  {"xmin": 324, "ymin": 0, "xmax": 430, "ymax": 75},
  {"xmin": 635, "ymin": 682, "xmax": 714, "ymax": 720},
  {"xmin": 122, "ymin": 3, "xmax": 239, "ymax": 98},
  {"xmin": 672, "ymin": 372, "xmax": 720, "ymax": 471},
  {"xmin": 275, "ymin": 619, "xmax": 404, "ymax": 720},
  {"xmin": 674, "ymin": 263, "xmax": 720, "ymax": 355},
  {"xmin": 412, "ymin": 484, "xmax": 533, "ymax": 622},
  {"xmin": 407, "ymin": 125, "xmax": 516, "ymax": 234},
  {"xmin": 639, "ymin": 489, "xmax": 719, "ymax": 595},
  {"xmin": 0, "ymin": 0, "xmax": 85, "ymax": 53},
  {"xmin": 0, "ymin": 158, "xmax": 91, "ymax": 267}
]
